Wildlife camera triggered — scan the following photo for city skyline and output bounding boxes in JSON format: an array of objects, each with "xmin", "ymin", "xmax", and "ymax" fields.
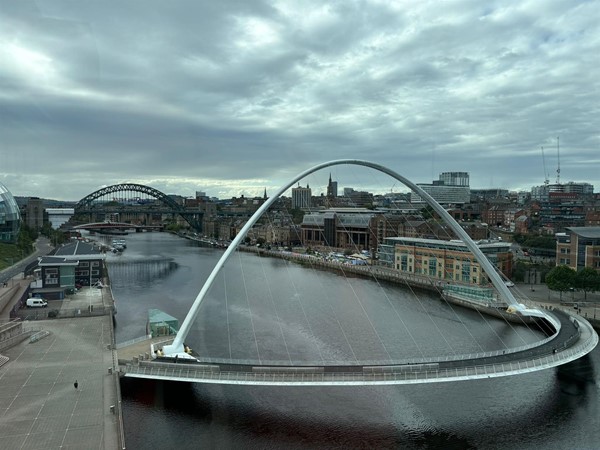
[
  {"xmin": 9, "ymin": 173, "xmax": 595, "ymax": 205},
  {"xmin": 2, "ymin": 1, "xmax": 599, "ymax": 200}
]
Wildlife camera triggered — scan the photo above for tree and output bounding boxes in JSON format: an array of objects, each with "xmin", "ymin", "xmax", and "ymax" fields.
[
  {"xmin": 17, "ymin": 227, "xmax": 36, "ymax": 257},
  {"xmin": 575, "ymin": 267, "xmax": 600, "ymax": 300},
  {"xmin": 512, "ymin": 260, "xmax": 528, "ymax": 282},
  {"xmin": 420, "ymin": 205, "xmax": 438, "ymax": 220},
  {"xmin": 289, "ymin": 208, "xmax": 305, "ymax": 224},
  {"xmin": 546, "ymin": 265, "xmax": 576, "ymax": 301}
]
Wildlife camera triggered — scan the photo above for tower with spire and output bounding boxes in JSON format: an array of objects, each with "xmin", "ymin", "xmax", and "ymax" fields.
[{"xmin": 326, "ymin": 173, "xmax": 338, "ymax": 199}]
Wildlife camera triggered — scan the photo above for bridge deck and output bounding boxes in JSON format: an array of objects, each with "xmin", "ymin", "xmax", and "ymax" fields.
[{"xmin": 117, "ymin": 309, "xmax": 598, "ymax": 385}]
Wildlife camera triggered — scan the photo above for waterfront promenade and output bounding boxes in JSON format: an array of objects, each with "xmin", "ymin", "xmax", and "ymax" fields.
[{"xmin": 0, "ymin": 280, "xmax": 124, "ymax": 449}]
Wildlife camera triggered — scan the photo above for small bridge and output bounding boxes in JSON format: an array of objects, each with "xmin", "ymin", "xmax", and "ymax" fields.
[
  {"xmin": 73, "ymin": 222, "xmax": 163, "ymax": 233},
  {"xmin": 116, "ymin": 160, "xmax": 598, "ymax": 385}
]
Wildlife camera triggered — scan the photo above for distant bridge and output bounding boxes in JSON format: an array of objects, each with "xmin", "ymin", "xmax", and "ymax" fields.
[
  {"xmin": 73, "ymin": 222, "xmax": 163, "ymax": 233},
  {"xmin": 74, "ymin": 183, "xmax": 203, "ymax": 231},
  {"xmin": 116, "ymin": 160, "xmax": 598, "ymax": 385}
]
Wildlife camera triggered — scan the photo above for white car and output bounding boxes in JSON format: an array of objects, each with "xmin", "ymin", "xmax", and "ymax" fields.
[
  {"xmin": 504, "ymin": 281, "xmax": 515, "ymax": 287},
  {"xmin": 26, "ymin": 298, "xmax": 48, "ymax": 308}
]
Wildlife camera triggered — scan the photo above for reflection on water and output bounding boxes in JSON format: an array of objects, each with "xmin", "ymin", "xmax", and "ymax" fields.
[{"xmin": 107, "ymin": 255, "xmax": 178, "ymax": 287}]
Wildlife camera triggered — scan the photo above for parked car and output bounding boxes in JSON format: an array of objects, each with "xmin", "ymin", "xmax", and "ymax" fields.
[{"xmin": 26, "ymin": 298, "xmax": 48, "ymax": 308}]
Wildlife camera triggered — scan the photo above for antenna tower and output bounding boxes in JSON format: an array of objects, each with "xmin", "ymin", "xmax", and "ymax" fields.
[{"xmin": 555, "ymin": 136, "xmax": 561, "ymax": 184}]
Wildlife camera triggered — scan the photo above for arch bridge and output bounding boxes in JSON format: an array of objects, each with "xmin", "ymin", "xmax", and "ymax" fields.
[
  {"xmin": 118, "ymin": 160, "xmax": 598, "ymax": 385},
  {"xmin": 74, "ymin": 183, "xmax": 202, "ymax": 231}
]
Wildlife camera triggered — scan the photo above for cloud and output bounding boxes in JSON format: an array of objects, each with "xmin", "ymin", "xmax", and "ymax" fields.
[{"xmin": 1, "ymin": 0, "xmax": 598, "ymax": 200}]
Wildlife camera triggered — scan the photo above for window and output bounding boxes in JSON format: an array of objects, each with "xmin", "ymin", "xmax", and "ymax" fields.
[
  {"xmin": 400, "ymin": 255, "xmax": 408, "ymax": 271},
  {"xmin": 429, "ymin": 258, "xmax": 437, "ymax": 276},
  {"xmin": 44, "ymin": 268, "xmax": 58, "ymax": 285},
  {"xmin": 462, "ymin": 262, "xmax": 470, "ymax": 283}
]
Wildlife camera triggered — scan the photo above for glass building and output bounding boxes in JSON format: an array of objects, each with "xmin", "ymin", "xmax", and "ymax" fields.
[{"xmin": 0, "ymin": 182, "xmax": 21, "ymax": 243}]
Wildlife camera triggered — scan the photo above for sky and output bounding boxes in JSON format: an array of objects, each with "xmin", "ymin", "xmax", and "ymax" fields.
[{"xmin": 1, "ymin": 0, "xmax": 599, "ymax": 201}]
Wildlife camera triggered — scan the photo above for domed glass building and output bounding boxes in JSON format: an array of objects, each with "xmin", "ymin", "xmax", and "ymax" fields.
[{"xmin": 0, "ymin": 182, "xmax": 21, "ymax": 243}]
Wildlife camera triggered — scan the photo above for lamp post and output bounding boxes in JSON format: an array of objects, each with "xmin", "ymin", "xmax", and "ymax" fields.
[{"xmin": 530, "ymin": 268, "xmax": 535, "ymax": 291}]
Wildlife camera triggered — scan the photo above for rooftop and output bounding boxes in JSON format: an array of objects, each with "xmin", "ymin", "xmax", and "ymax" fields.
[{"xmin": 566, "ymin": 227, "xmax": 600, "ymax": 239}]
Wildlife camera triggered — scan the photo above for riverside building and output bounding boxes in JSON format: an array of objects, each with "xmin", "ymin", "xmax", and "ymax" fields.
[
  {"xmin": 378, "ymin": 236, "xmax": 513, "ymax": 286},
  {"xmin": 555, "ymin": 227, "xmax": 600, "ymax": 272}
]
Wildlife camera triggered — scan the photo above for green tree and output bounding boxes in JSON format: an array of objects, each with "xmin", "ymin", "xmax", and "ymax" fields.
[
  {"xmin": 16, "ymin": 227, "xmax": 36, "ymax": 257},
  {"xmin": 289, "ymin": 208, "xmax": 305, "ymax": 224},
  {"xmin": 574, "ymin": 267, "xmax": 600, "ymax": 300},
  {"xmin": 165, "ymin": 223, "xmax": 182, "ymax": 232},
  {"xmin": 420, "ymin": 205, "xmax": 437, "ymax": 220},
  {"xmin": 512, "ymin": 260, "xmax": 528, "ymax": 282},
  {"xmin": 546, "ymin": 265, "xmax": 576, "ymax": 301}
]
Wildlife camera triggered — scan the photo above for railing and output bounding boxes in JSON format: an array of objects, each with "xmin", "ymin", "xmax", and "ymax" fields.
[
  {"xmin": 104, "ymin": 273, "xmax": 126, "ymax": 450},
  {"xmin": 122, "ymin": 334, "xmax": 597, "ymax": 385},
  {"xmin": 119, "ymin": 309, "xmax": 598, "ymax": 385},
  {"xmin": 29, "ymin": 330, "xmax": 50, "ymax": 343},
  {"xmin": 116, "ymin": 335, "xmax": 152, "ymax": 349},
  {"xmin": 14, "ymin": 305, "xmax": 115, "ymax": 321}
]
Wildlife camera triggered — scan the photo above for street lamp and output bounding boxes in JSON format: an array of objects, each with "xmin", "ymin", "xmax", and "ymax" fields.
[{"xmin": 530, "ymin": 268, "xmax": 535, "ymax": 291}]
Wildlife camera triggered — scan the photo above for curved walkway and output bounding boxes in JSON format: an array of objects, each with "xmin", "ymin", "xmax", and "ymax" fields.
[{"xmin": 119, "ymin": 308, "xmax": 598, "ymax": 386}]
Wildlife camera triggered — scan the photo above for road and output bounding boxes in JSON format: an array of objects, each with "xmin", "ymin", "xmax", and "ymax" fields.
[{"xmin": 0, "ymin": 237, "xmax": 53, "ymax": 285}]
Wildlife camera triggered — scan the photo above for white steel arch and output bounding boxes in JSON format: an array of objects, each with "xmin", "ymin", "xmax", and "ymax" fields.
[{"xmin": 163, "ymin": 160, "xmax": 551, "ymax": 357}]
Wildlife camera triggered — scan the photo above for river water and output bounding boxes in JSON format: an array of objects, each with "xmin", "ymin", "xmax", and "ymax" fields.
[{"xmin": 106, "ymin": 232, "xmax": 599, "ymax": 449}]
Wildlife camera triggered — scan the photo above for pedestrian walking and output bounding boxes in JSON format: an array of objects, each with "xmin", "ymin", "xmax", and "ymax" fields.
[{"xmin": 74, "ymin": 380, "xmax": 78, "ymax": 390}]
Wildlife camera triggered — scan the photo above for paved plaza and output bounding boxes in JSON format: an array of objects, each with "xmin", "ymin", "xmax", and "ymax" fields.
[{"xmin": 0, "ymin": 316, "xmax": 121, "ymax": 449}]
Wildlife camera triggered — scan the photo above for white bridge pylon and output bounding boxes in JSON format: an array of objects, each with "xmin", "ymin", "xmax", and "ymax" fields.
[{"xmin": 162, "ymin": 159, "xmax": 552, "ymax": 358}]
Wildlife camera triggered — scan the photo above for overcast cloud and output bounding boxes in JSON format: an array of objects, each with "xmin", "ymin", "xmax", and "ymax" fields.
[{"xmin": 1, "ymin": 0, "xmax": 599, "ymax": 200}]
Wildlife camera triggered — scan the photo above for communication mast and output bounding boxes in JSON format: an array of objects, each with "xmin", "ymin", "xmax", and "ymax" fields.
[{"xmin": 555, "ymin": 136, "xmax": 561, "ymax": 184}]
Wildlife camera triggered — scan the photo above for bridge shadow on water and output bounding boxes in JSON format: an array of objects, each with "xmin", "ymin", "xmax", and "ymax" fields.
[
  {"xmin": 120, "ymin": 355, "xmax": 598, "ymax": 450},
  {"xmin": 556, "ymin": 353, "xmax": 596, "ymax": 395},
  {"xmin": 120, "ymin": 378, "xmax": 476, "ymax": 449}
]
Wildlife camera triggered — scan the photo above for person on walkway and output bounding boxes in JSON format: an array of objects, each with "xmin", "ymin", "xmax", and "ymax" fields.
[{"xmin": 74, "ymin": 380, "xmax": 78, "ymax": 390}]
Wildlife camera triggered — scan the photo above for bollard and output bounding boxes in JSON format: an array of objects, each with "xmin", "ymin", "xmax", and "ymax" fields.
[
  {"xmin": 110, "ymin": 405, "xmax": 115, "ymax": 414},
  {"xmin": 108, "ymin": 367, "xmax": 113, "ymax": 374}
]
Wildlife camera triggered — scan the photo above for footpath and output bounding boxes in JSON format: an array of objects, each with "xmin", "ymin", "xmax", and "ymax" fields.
[{"xmin": 511, "ymin": 281, "xmax": 600, "ymax": 329}]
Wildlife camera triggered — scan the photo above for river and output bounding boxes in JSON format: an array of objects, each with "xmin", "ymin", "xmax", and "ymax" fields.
[{"xmin": 105, "ymin": 232, "xmax": 599, "ymax": 449}]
